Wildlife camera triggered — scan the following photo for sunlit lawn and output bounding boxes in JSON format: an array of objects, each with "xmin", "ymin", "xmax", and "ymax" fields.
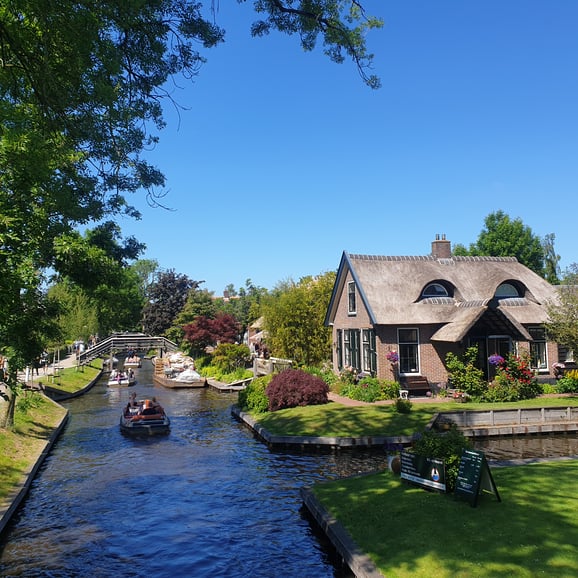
[
  {"xmin": 35, "ymin": 361, "xmax": 102, "ymax": 393},
  {"xmin": 252, "ymin": 395, "xmax": 578, "ymax": 438},
  {"xmin": 0, "ymin": 394, "xmax": 67, "ymax": 501},
  {"xmin": 313, "ymin": 460, "xmax": 578, "ymax": 577}
]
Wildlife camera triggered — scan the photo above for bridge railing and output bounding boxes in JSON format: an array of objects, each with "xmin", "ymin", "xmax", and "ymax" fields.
[{"xmin": 78, "ymin": 334, "xmax": 179, "ymax": 366}]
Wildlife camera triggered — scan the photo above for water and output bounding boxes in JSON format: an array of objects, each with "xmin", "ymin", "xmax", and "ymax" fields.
[
  {"xmin": 0, "ymin": 362, "xmax": 389, "ymax": 577},
  {"xmin": 474, "ymin": 433, "xmax": 578, "ymax": 462}
]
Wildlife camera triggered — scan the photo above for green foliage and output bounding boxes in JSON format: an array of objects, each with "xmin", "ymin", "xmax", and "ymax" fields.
[
  {"xmin": 16, "ymin": 391, "xmax": 44, "ymax": 413},
  {"xmin": 142, "ymin": 270, "xmax": 200, "ymax": 336},
  {"xmin": 411, "ymin": 425, "xmax": 471, "ymax": 491},
  {"xmin": 556, "ymin": 369, "xmax": 578, "ymax": 394},
  {"xmin": 482, "ymin": 353, "xmax": 541, "ymax": 402},
  {"xmin": 237, "ymin": 375, "xmax": 273, "ymax": 414},
  {"xmin": 261, "ymin": 272, "xmax": 335, "ymax": 366},
  {"xmin": 341, "ymin": 377, "xmax": 399, "ymax": 403},
  {"xmin": 301, "ymin": 365, "xmax": 339, "ymax": 387},
  {"xmin": 393, "ymin": 398, "xmax": 412, "ymax": 414},
  {"xmin": 546, "ymin": 285, "xmax": 578, "ymax": 355},
  {"xmin": 212, "ymin": 343, "xmax": 252, "ymax": 374},
  {"xmin": 455, "ymin": 210, "xmax": 547, "ymax": 277},
  {"xmin": 445, "ymin": 347, "xmax": 487, "ymax": 398}
]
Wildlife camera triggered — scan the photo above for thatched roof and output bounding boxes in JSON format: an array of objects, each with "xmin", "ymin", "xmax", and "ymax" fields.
[{"xmin": 326, "ymin": 251, "xmax": 559, "ymax": 342}]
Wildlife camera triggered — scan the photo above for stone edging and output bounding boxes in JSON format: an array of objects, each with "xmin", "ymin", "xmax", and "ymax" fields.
[
  {"xmin": 300, "ymin": 487, "xmax": 384, "ymax": 578},
  {"xmin": 0, "ymin": 397, "xmax": 69, "ymax": 536},
  {"xmin": 231, "ymin": 405, "xmax": 414, "ymax": 449}
]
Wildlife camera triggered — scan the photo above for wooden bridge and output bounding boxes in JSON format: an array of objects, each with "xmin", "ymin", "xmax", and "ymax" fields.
[{"xmin": 78, "ymin": 333, "xmax": 179, "ymax": 366}]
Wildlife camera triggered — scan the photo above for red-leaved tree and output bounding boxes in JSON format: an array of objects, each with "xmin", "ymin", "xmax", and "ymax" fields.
[{"xmin": 183, "ymin": 313, "xmax": 239, "ymax": 353}]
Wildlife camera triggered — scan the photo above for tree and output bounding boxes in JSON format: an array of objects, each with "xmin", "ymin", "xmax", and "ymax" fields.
[
  {"xmin": 0, "ymin": 1, "xmax": 380, "ymax": 426},
  {"xmin": 542, "ymin": 233, "xmax": 561, "ymax": 285},
  {"xmin": 183, "ymin": 313, "xmax": 240, "ymax": 355},
  {"xmin": 453, "ymin": 211, "xmax": 547, "ymax": 277},
  {"xmin": 261, "ymin": 272, "xmax": 335, "ymax": 366},
  {"xmin": 560, "ymin": 263, "xmax": 578, "ymax": 286},
  {"xmin": 142, "ymin": 270, "xmax": 200, "ymax": 336},
  {"xmin": 546, "ymin": 286, "xmax": 578, "ymax": 356}
]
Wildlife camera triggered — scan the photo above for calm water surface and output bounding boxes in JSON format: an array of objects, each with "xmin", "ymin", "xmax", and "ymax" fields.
[{"xmin": 0, "ymin": 362, "xmax": 389, "ymax": 577}]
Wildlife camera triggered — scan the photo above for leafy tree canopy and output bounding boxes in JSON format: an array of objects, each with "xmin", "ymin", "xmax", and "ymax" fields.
[
  {"xmin": 262, "ymin": 271, "xmax": 335, "ymax": 365},
  {"xmin": 453, "ymin": 211, "xmax": 548, "ymax": 278},
  {"xmin": 546, "ymin": 286, "xmax": 578, "ymax": 356},
  {"xmin": 142, "ymin": 270, "xmax": 200, "ymax": 336}
]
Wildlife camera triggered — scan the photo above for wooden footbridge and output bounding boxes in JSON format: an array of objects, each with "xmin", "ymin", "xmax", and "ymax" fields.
[{"xmin": 77, "ymin": 333, "xmax": 179, "ymax": 367}]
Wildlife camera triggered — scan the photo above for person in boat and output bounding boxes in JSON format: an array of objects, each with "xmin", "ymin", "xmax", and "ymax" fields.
[
  {"xmin": 140, "ymin": 399, "xmax": 157, "ymax": 416},
  {"xmin": 124, "ymin": 392, "xmax": 139, "ymax": 416},
  {"xmin": 151, "ymin": 396, "xmax": 164, "ymax": 413}
]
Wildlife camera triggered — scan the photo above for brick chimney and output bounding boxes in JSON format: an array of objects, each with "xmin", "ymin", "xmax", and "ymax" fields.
[{"xmin": 431, "ymin": 233, "xmax": 451, "ymax": 259}]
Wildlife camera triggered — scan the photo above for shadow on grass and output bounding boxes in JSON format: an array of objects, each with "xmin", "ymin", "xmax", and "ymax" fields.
[{"xmin": 314, "ymin": 461, "xmax": 578, "ymax": 577}]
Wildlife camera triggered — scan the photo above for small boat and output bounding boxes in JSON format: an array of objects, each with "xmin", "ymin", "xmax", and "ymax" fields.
[
  {"xmin": 120, "ymin": 399, "xmax": 170, "ymax": 436},
  {"xmin": 123, "ymin": 355, "xmax": 142, "ymax": 368},
  {"xmin": 108, "ymin": 370, "xmax": 137, "ymax": 387}
]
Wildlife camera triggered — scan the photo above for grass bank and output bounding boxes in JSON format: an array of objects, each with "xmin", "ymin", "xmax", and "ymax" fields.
[
  {"xmin": 251, "ymin": 395, "xmax": 578, "ymax": 438},
  {"xmin": 312, "ymin": 460, "xmax": 578, "ymax": 577},
  {"xmin": 35, "ymin": 361, "xmax": 102, "ymax": 394},
  {"xmin": 0, "ymin": 361, "xmax": 101, "ymax": 503},
  {"xmin": 0, "ymin": 393, "xmax": 67, "ymax": 502}
]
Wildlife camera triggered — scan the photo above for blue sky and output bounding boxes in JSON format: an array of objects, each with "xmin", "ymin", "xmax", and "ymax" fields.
[{"xmin": 118, "ymin": 1, "xmax": 578, "ymax": 294}]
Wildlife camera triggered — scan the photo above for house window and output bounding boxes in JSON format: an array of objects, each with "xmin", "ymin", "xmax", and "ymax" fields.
[
  {"xmin": 336, "ymin": 329, "xmax": 343, "ymax": 370},
  {"xmin": 362, "ymin": 329, "xmax": 377, "ymax": 375},
  {"xmin": 495, "ymin": 283, "xmax": 520, "ymax": 298},
  {"xmin": 348, "ymin": 281, "xmax": 357, "ymax": 315},
  {"xmin": 529, "ymin": 327, "xmax": 548, "ymax": 371},
  {"xmin": 422, "ymin": 283, "xmax": 449, "ymax": 297},
  {"xmin": 343, "ymin": 329, "xmax": 361, "ymax": 371},
  {"xmin": 398, "ymin": 328, "xmax": 419, "ymax": 374}
]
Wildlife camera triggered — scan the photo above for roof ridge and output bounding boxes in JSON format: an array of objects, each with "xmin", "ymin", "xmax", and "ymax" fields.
[{"xmin": 347, "ymin": 254, "xmax": 518, "ymax": 263}]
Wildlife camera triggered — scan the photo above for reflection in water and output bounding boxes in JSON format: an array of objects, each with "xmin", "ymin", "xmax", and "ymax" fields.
[
  {"xmin": 474, "ymin": 433, "xmax": 578, "ymax": 462},
  {"xmin": 0, "ymin": 362, "xmax": 388, "ymax": 577}
]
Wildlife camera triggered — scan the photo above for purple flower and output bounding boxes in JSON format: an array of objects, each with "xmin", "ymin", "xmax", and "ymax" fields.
[
  {"xmin": 488, "ymin": 354, "xmax": 505, "ymax": 366},
  {"xmin": 386, "ymin": 351, "xmax": 399, "ymax": 363}
]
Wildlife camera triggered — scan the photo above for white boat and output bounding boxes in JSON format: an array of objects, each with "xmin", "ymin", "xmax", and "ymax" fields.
[
  {"xmin": 108, "ymin": 370, "xmax": 136, "ymax": 387},
  {"xmin": 124, "ymin": 355, "xmax": 142, "ymax": 368}
]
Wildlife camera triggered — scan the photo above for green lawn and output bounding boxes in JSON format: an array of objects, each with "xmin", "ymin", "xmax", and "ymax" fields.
[
  {"xmin": 313, "ymin": 460, "xmax": 578, "ymax": 577},
  {"xmin": 35, "ymin": 361, "xmax": 102, "ymax": 393},
  {"xmin": 0, "ymin": 394, "xmax": 67, "ymax": 501},
  {"xmin": 251, "ymin": 395, "xmax": 578, "ymax": 438}
]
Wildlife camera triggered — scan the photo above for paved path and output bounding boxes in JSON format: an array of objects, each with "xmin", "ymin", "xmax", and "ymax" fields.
[{"xmin": 328, "ymin": 391, "xmax": 452, "ymax": 406}]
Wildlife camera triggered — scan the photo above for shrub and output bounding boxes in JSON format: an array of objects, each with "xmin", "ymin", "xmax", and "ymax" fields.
[
  {"xmin": 266, "ymin": 368, "xmax": 329, "ymax": 411},
  {"xmin": 393, "ymin": 398, "xmax": 412, "ymax": 414},
  {"xmin": 411, "ymin": 424, "xmax": 471, "ymax": 492},
  {"xmin": 301, "ymin": 365, "xmax": 339, "ymax": 387},
  {"xmin": 212, "ymin": 343, "xmax": 252, "ymax": 373},
  {"xmin": 237, "ymin": 375, "xmax": 273, "ymax": 413},
  {"xmin": 557, "ymin": 369, "xmax": 578, "ymax": 393},
  {"xmin": 340, "ymin": 377, "xmax": 400, "ymax": 403},
  {"xmin": 16, "ymin": 391, "xmax": 43, "ymax": 413},
  {"xmin": 445, "ymin": 347, "xmax": 487, "ymax": 399},
  {"xmin": 482, "ymin": 353, "xmax": 541, "ymax": 402}
]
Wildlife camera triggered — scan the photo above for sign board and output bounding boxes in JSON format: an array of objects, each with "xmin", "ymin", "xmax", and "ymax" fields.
[
  {"xmin": 400, "ymin": 451, "xmax": 446, "ymax": 492},
  {"xmin": 454, "ymin": 448, "xmax": 501, "ymax": 507}
]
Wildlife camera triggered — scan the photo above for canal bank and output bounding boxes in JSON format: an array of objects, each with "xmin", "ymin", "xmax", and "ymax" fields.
[{"xmin": 0, "ymin": 353, "xmax": 102, "ymax": 537}]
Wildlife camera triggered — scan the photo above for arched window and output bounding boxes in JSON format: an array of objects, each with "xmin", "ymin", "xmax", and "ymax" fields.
[
  {"xmin": 495, "ymin": 283, "xmax": 520, "ymax": 298},
  {"xmin": 422, "ymin": 283, "xmax": 449, "ymax": 298}
]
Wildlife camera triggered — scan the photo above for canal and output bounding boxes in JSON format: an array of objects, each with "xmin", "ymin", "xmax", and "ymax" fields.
[{"xmin": 0, "ymin": 361, "xmax": 389, "ymax": 577}]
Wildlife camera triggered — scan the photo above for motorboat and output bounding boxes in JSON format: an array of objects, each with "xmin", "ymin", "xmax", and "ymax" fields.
[
  {"xmin": 108, "ymin": 370, "xmax": 136, "ymax": 387},
  {"xmin": 124, "ymin": 354, "xmax": 142, "ymax": 368},
  {"xmin": 120, "ymin": 399, "xmax": 170, "ymax": 436}
]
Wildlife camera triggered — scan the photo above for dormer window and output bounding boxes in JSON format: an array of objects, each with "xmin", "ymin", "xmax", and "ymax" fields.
[
  {"xmin": 348, "ymin": 281, "xmax": 357, "ymax": 314},
  {"xmin": 495, "ymin": 282, "xmax": 520, "ymax": 299},
  {"xmin": 422, "ymin": 283, "xmax": 449, "ymax": 298}
]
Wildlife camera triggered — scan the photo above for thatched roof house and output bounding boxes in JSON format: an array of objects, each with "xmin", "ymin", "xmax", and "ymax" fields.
[{"xmin": 325, "ymin": 236, "xmax": 561, "ymax": 389}]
